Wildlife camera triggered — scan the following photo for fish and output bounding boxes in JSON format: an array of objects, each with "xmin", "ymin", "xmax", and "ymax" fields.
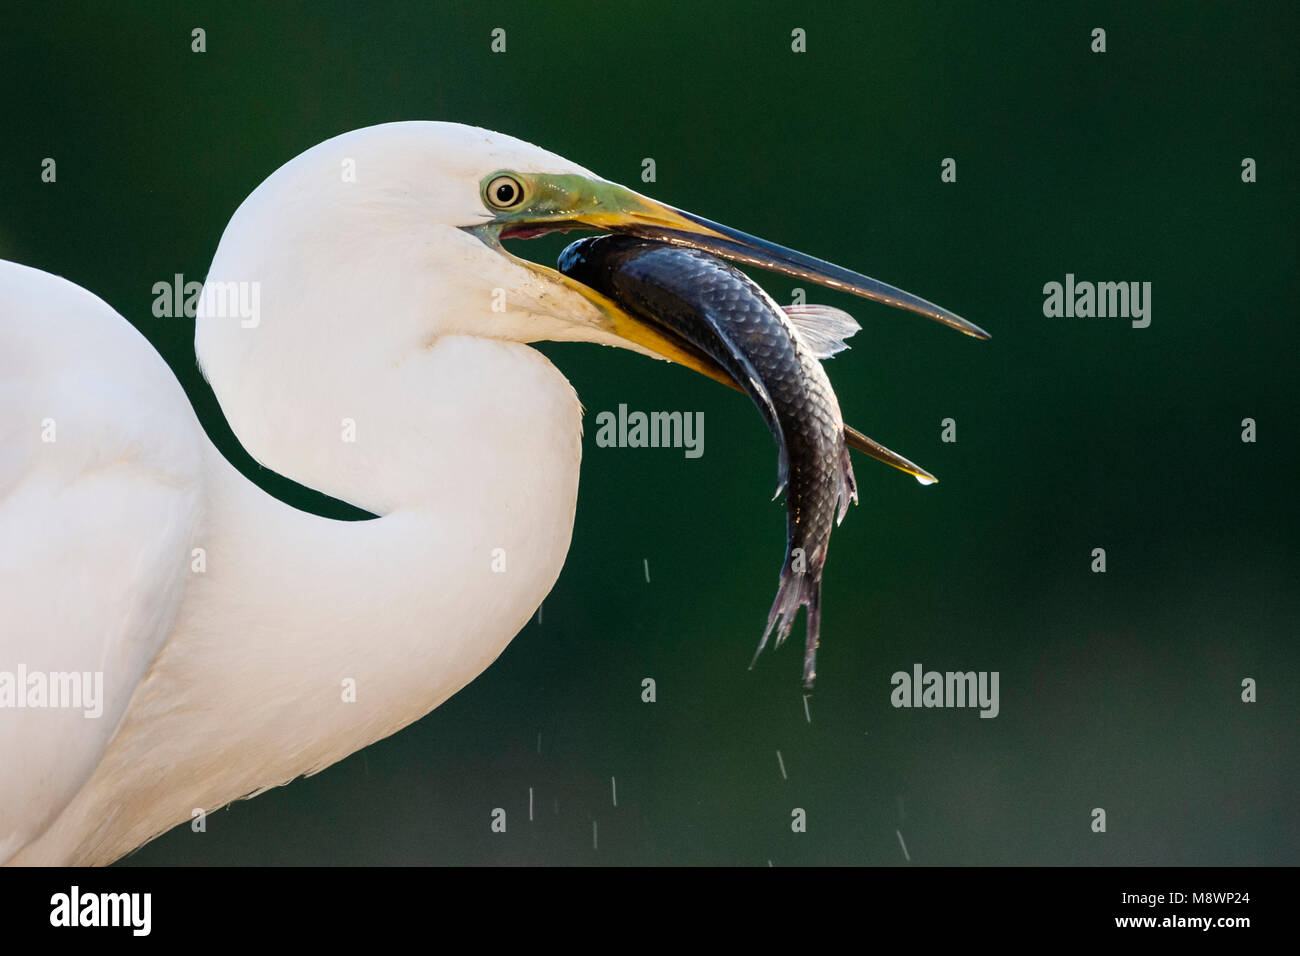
[{"xmin": 558, "ymin": 234, "xmax": 866, "ymax": 688}]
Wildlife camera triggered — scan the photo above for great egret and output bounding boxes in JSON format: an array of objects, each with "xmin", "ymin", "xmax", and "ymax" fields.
[{"xmin": 0, "ymin": 122, "xmax": 985, "ymax": 865}]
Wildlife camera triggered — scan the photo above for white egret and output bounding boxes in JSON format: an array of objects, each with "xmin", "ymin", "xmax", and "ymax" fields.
[{"xmin": 0, "ymin": 122, "xmax": 985, "ymax": 865}]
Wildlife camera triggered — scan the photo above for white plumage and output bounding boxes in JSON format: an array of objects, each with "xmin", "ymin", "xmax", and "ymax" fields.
[{"xmin": 2, "ymin": 123, "xmax": 609, "ymax": 864}]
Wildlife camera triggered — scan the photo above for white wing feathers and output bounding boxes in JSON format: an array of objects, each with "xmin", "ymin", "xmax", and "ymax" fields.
[{"xmin": 0, "ymin": 262, "xmax": 203, "ymax": 863}]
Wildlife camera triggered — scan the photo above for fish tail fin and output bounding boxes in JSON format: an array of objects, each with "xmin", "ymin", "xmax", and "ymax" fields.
[
  {"xmin": 835, "ymin": 442, "xmax": 858, "ymax": 526},
  {"xmin": 750, "ymin": 560, "xmax": 823, "ymax": 677}
]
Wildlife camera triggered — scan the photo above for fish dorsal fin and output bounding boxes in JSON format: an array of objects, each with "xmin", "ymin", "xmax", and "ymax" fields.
[{"xmin": 782, "ymin": 304, "xmax": 861, "ymax": 359}]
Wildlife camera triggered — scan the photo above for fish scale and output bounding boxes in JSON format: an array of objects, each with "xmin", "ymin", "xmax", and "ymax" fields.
[{"xmin": 559, "ymin": 235, "xmax": 857, "ymax": 687}]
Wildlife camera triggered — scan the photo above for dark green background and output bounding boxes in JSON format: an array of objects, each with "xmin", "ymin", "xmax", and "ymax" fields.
[{"xmin": 2, "ymin": 1, "xmax": 1295, "ymax": 865}]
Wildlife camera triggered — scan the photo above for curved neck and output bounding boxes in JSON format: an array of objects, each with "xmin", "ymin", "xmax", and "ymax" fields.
[{"xmin": 16, "ymin": 338, "xmax": 584, "ymax": 865}]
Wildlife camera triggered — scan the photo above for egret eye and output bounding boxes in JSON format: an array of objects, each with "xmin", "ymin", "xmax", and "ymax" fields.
[{"xmin": 485, "ymin": 174, "xmax": 526, "ymax": 209}]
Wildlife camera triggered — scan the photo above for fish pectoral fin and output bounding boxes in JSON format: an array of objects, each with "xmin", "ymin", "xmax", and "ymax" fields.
[
  {"xmin": 844, "ymin": 424, "xmax": 938, "ymax": 485},
  {"xmin": 782, "ymin": 304, "xmax": 861, "ymax": 359}
]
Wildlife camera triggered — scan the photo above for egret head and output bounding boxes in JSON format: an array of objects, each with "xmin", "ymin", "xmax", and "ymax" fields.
[
  {"xmin": 198, "ymin": 121, "xmax": 985, "ymax": 379},
  {"xmin": 459, "ymin": 158, "xmax": 990, "ymax": 375}
]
